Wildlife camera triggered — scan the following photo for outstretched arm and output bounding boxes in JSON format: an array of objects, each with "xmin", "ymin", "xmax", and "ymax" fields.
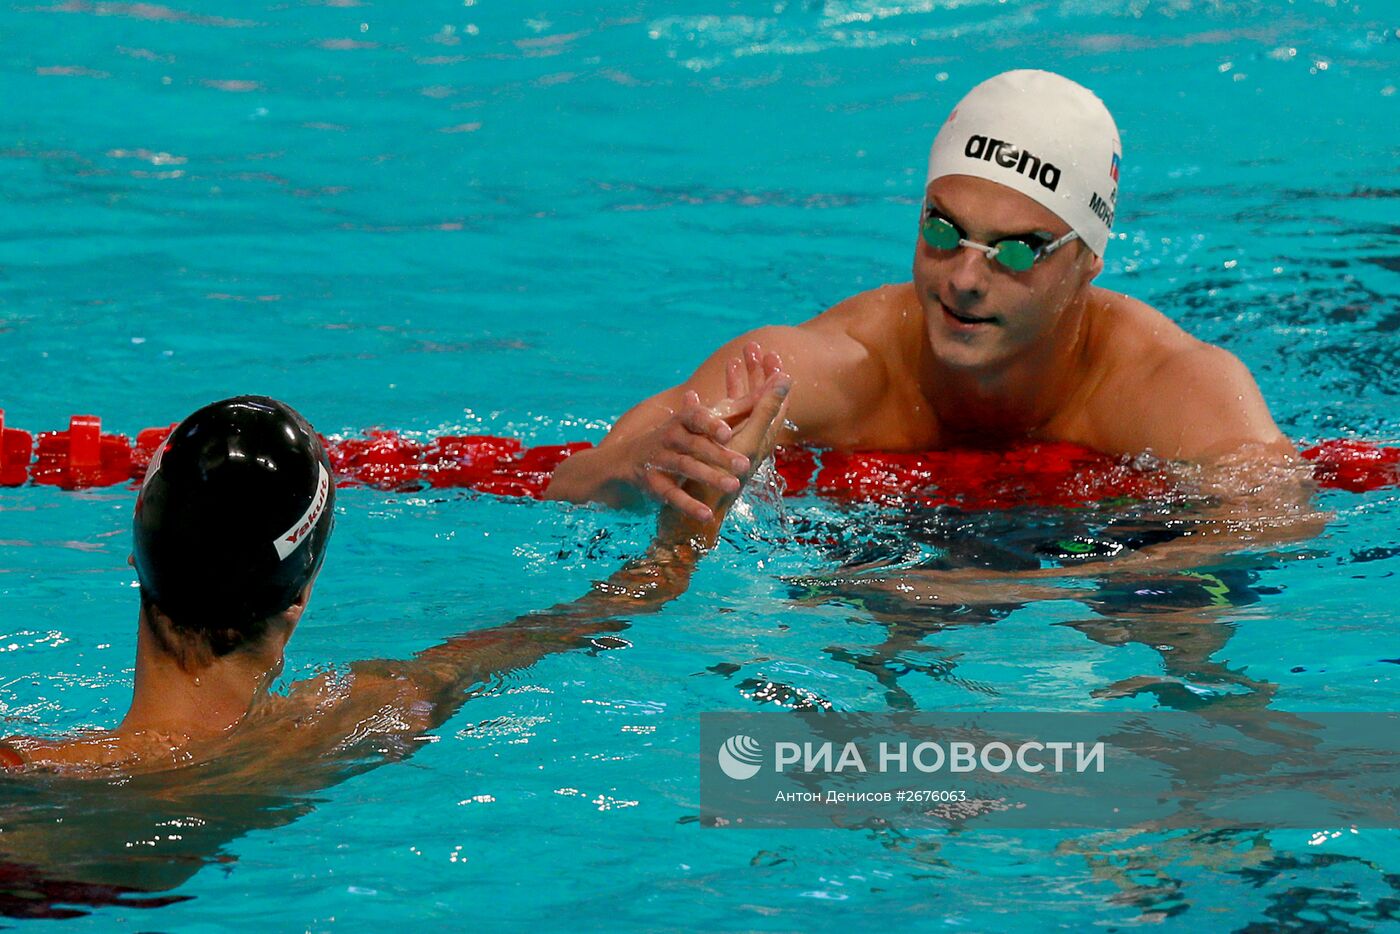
[{"xmin": 401, "ymin": 358, "xmax": 792, "ymax": 703}]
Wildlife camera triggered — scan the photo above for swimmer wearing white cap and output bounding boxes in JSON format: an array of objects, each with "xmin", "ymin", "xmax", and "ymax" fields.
[{"xmin": 548, "ymin": 69, "xmax": 1297, "ymax": 521}]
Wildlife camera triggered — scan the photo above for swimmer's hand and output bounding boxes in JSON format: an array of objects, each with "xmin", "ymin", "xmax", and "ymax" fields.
[
  {"xmin": 655, "ymin": 354, "xmax": 791, "ymax": 549},
  {"xmin": 636, "ymin": 341, "xmax": 788, "ymax": 524}
]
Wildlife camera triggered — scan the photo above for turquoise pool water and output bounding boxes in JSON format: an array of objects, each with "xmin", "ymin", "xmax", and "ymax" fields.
[{"xmin": 2, "ymin": 0, "xmax": 1398, "ymax": 928}]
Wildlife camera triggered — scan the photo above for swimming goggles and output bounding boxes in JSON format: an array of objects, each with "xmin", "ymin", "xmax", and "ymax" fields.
[{"xmin": 920, "ymin": 203, "xmax": 1079, "ymax": 272}]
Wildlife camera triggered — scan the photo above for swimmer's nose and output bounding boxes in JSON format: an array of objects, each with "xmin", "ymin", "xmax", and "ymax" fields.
[{"xmin": 945, "ymin": 244, "xmax": 990, "ymax": 303}]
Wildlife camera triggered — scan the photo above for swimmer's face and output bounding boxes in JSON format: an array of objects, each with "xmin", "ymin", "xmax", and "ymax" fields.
[{"xmin": 912, "ymin": 175, "xmax": 1101, "ymax": 370}]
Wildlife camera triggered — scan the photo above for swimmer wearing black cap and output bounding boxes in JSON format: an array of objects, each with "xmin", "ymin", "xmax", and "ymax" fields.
[{"xmin": 0, "ymin": 364, "xmax": 790, "ymax": 774}]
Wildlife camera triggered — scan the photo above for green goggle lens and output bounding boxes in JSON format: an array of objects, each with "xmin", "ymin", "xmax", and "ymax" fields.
[
  {"xmin": 920, "ymin": 216, "xmax": 962, "ymax": 250},
  {"xmin": 991, "ymin": 239, "xmax": 1037, "ymax": 272},
  {"xmin": 920, "ymin": 214, "xmax": 1044, "ymax": 272}
]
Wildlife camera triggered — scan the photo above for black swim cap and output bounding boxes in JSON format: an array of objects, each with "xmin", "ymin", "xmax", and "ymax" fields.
[{"xmin": 132, "ymin": 396, "xmax": 334, "ymax": 649}]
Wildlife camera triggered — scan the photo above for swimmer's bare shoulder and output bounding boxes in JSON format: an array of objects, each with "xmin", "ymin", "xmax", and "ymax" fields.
[
  {"xmin": 277, "ymin": 662, "xmax": 436, "ymax": 731},
  {"xmin": 0, "ymin": 669, "xmax": 438, "ymax": 777},
  {"xmin": 278, "ymin": 653, "xmax": 502, "ymax": 734},
  {"xmin": 195, "ymin": 665, "xmax": 444, "ymax": 770},
  {"xmin": 0, "ymin": 732, "xmax": 189, "ymax": 773},
  {"xmin": 1077, "ymin": 288, "xmax": 1290, "ymax": 461}
]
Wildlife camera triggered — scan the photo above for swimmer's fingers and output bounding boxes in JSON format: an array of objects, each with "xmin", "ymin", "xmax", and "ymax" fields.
[
  {"xmin": 744, "ymin": 341, "xmax": 766, "ymax": 396},
  {"xmin": 643, "ymin": 464, "xmax": 715, "ymax": 523},
  {"xmin": 713, "ymin": 349, "xmax": 758, "ymax": 421},
  {"xmin": 712, "ymin": 350, "xmax": 762, "ymax": 420},
  {"xmin": 725, "ymin": 357, "xmax": 745, "ymax": 401},
  {"xmin": 679, "ymin": 393, "xmax": 733, "ymax": 444},
  {"xmin": 717, "ymin": 347, "xmax": 788, "ymax": 423},
  {"xmin": 668, "ymin": 405, "xmax": 747, "ymax": 476},
  {"xmin": 733, "ymin": 343, "xmax": 784, "ymax": 403},
  {"xmin": 728, "ymin": 372, "xmax": 793, "ymax": 462},
  {"xmin": 762, "ymin": 350, "xmax": 783, "ymax": 379},
  {"xmin": 711, "ymin": 392, "xmax": 756, "ymax": 423},
  {"xmin": 739, "ymin": 337, "xmax": 772, "ymax": 406},
  {"xmin": 651, "ymin": 447, "xmax": 743, "ymax": 493},
  {"xmin": 673, "ymin": 384, "xmax": 757, "ymax": 468},
  {"xmin": 653, "ymin": 371, "xmax": 793, "ymax": 535}
]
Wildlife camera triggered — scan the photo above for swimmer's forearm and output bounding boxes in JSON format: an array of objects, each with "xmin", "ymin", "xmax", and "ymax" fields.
[
  {"xmin": 978, "ymin": 482, "xmax": 1324, "ymax": 589},
  {"xmin": 406, "ymin": 474, "xmax": 751, "ymax": 697},
  {"xmin": 403, "ymin": 540, "xmax": 703, "ymax": 700},
  {"xmin": 1087, "ymin": 503, "xmax": 1326, "ymax": 577},
  {"xmin": 869, "ymin": 531, "xmax": 1300, "ymax": 608},
  {"xmin": 1097, "ymin": 455, "xmax": 1326, "ymax": 572},
  {"xmin": 881, "ymin": 472, "xmax": 1326, "ymax": 606},
  {"xmin": 1035, "ymin": 450, "xmax": 1323, "ymax": 577},
  {"xmin": 543, "ymin": 444, "xmax": 646, "ymax": 509}
]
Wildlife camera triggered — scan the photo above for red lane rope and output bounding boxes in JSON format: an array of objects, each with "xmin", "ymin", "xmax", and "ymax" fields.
[{"xmin": 0, "ymin": 410, "xmax": 1396, "ymax": 505}]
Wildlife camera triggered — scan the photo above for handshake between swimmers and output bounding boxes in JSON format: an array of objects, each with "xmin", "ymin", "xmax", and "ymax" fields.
[
  {"xmin": 0, "ymin": 348, "xmax": 791, "ymax": 775},
  {"xmin": 0, "ymin": 65, "xmax": 1307, "ymax": 774}
]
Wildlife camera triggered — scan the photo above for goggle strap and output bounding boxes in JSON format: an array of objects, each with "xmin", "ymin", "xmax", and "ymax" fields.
[{"xmin": 1041, "ymin": 230, "xmax": 1080, "ymax": 256}]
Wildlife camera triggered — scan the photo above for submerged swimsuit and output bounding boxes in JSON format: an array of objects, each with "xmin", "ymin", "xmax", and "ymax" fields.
[{"xmin": 0, "ymin": 743, "xmax": 24, "ymax": 770}]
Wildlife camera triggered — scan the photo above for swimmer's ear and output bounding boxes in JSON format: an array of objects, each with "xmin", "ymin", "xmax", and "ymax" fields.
[
  {"xmin": 293, "ymin": 582, "xmax": 313, "ymax": 609},
  {"xmin": 298, "ymin": 572, "xmax": 318, "ymax": 608},
  {"xmin": 1084, "ymin": 249, "xmax": 1104, "ymax": 281},
  {"xmin": 283, "ymin": 582, "xmax": 314, "ymax": 618},
  {"xmin": 128, "ymin": 553, "xmax": 135, "ymax": 568},
  {"xmin": 281, "ymin": 578, "xmax": 316, "ymax": 622},
  {"xmin": 269, "ymin": 584, "xmax": 314, "ymax": 650}
]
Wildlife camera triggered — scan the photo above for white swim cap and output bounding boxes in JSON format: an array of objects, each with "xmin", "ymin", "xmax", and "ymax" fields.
[{"xmin": 925, "ymin": 70, "xmax": 1121, "ymax": 257}]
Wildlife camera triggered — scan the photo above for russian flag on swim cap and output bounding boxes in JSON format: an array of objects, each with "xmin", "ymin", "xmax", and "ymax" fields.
[{"xmin": 926, "ymin": 70, "xmax": 1121, "ymax": 257}]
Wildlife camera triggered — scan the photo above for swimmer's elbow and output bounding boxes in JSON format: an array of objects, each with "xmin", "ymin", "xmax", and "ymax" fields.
[
  {"xmin": 543, "ymin": 448, "xmax": 609, "ymax": 504},
  {"xmin": 543, "ymin": 446, "xmax": 647, "ymax": 510},
  {"xmin": 542, "ymin": 451, "xmax": 588, "ymax": 502}
]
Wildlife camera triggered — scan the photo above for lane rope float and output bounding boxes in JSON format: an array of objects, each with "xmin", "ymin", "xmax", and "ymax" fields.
[{"xmin": 0, "ymin": 410, "xmax": 1396, "ymax": 506}]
